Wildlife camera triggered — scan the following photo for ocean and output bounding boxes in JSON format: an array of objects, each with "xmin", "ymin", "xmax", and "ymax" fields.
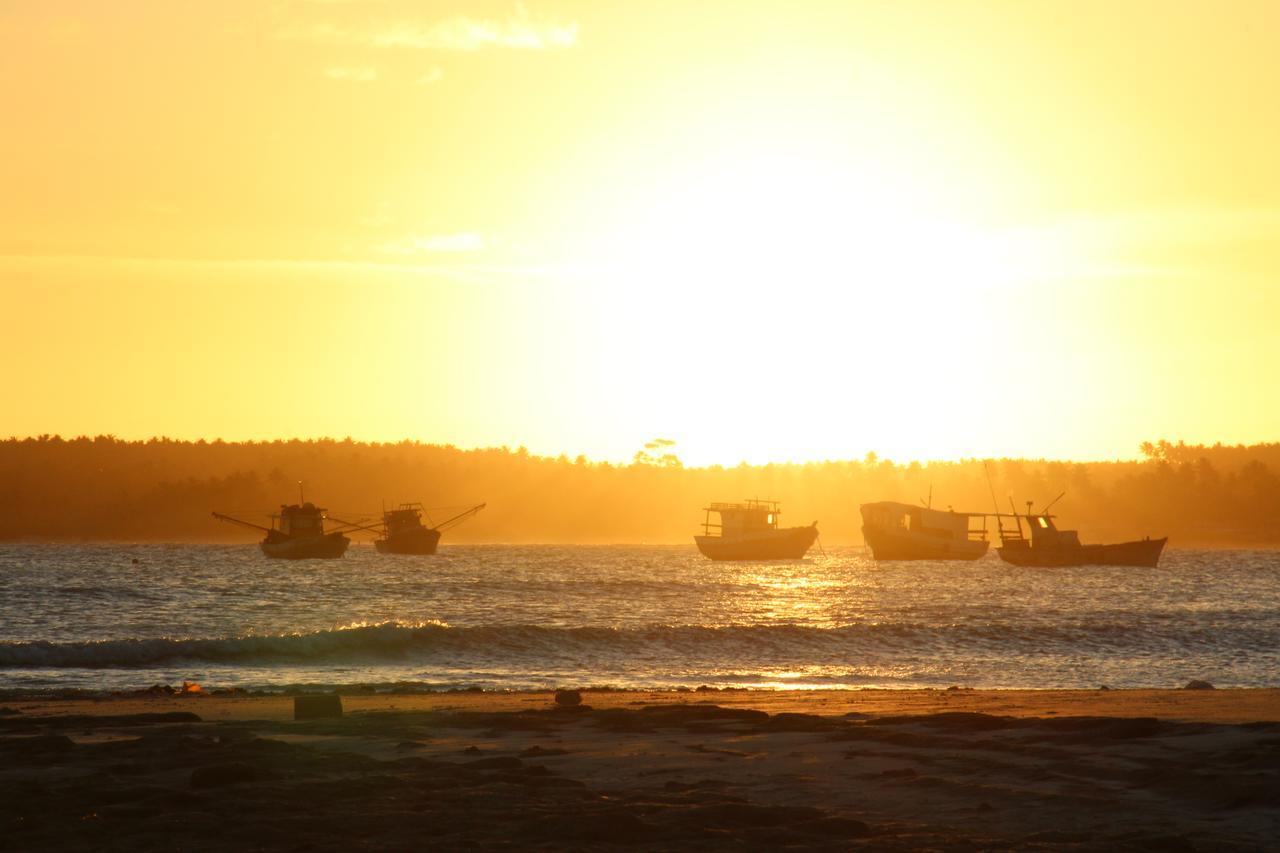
[{"xmin": 1, "ymin": 544, "xmax": 1276, "ymax": 695}]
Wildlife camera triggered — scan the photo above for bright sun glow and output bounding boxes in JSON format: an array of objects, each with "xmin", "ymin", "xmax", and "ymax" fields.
[{"xmin": 560, "ymin": 125, "xmax": 1065, "ymax": 465}]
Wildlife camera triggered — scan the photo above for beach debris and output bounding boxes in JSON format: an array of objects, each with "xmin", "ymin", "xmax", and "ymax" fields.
[
  {"xmin": 1183, "ymin": 680, "xmax": 1215, "ymax": 690},
  {"xmin": 294, "ymin": 693, "xmax": 344, "ymax": 720},
  {"xmin": 179, "ymin": 681, "xmax": 203, "ymax": 695},
  {"xmin": 554, "ymin": 689, "xmax": 582, "ymax": 707},
  {"xmin": 145, "ymin": 683, "xmax": 176, "ymax": 696}
]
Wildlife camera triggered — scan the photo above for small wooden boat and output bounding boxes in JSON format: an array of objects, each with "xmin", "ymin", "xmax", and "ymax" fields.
[
  {"xmin": 860, "ymin": 501, "xmax": 989, "ymax": 561},
  {"xmin": 694, "ymin": 500, "xmax": 818, "ymax": 561},
  {"xmin": 994, "ymin": 501, "xmax": 1166, "ymax": 567}
]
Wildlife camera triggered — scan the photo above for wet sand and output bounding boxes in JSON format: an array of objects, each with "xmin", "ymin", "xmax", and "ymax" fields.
[{"xmin": 3, "ymin": 689, "xmax": 1278, "ymax": 850}]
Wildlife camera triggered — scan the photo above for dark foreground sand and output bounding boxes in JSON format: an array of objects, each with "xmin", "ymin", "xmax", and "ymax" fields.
[{"xmin": 2, "ymin": 689, "xmax": 1278, "ymax": 850}]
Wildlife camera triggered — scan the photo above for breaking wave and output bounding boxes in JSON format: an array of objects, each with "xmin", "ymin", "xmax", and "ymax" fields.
[{"xmin": 3, "ymin": 619, "xmax": 1277, "ymax": 670}]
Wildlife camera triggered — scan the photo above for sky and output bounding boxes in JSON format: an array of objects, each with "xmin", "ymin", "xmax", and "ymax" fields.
[{"xmin": 2, "ymin": 0, "xmax": 1279, "ymax": 466}]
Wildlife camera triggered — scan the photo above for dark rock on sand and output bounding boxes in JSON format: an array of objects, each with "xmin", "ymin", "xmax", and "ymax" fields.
[
  {"xmin": 554, "ymin": 689, "xmax": 582, "ymax": 707},
  {"xmin": 1184, "ymin": 680, "xmax": 1215, "ymax": 690}
]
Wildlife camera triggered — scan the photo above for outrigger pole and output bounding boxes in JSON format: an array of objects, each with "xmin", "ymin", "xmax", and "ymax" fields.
[
  {"xmin": 211, "ymin": 511, "xmax": 273, "ymax": 533},
  {"xmin": 324, "ymin": 516, "xmax": 382, "ymax": 536},
  {"xmin": 431, "ymin": 503, "xmax": 487, "ymax": 532}
]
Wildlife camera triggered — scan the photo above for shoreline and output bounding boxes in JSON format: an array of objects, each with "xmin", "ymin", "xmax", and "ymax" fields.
[{"xmin": 7, "ymin": 687, "xmax": 1280, "ymax": 724}]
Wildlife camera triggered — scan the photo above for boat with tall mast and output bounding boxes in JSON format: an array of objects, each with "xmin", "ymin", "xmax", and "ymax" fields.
[
  {"xmin": 694, "ymin": 500, "xmax": 818, "ymax": 561},
  {"xmin": 993, "ymin": 498, "xmax": 1166, "ymax": 567}
]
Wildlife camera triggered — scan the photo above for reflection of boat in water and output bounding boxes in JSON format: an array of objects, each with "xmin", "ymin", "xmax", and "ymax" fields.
[
  {"xmin": 694, "ymin": 500, "xmax": 818, "ymax": 561},
  {"xmin": 995, "ymin": 500, "xmax": 1166, "ymax": 567},
  {"xmin": 213, "ymin": 501, "xmax": 350, "ymax": 559},
  {"xmin": 860, "ymin": 501, "xmax": 989, "ymax": 561},
  {"xmin": 372, "ymin": 502, "xmax": 486, "ymax": 555}
]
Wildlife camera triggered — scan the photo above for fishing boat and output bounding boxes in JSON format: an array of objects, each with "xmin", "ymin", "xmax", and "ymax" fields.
[
  {"xmin": 994, "ymin": 500, "xmax": 1166, "ymax": 567},
  {"xmin": 694, "ymin": 500, "xmax": 818, "ymax": 561},
  {"xmin": 860, "ymin": 501, "xmax": 989, "ymax": 560},
  {"xmin": 375, "ymin": 502, "xmax": 485, "ymax": 555},
  {"xmin": 212, "ymin": 500, "xmax": 350, "ymax": 559},
  {"xmin": 333, "ymin": 502, "xmax": 486, "ymax": 555}
]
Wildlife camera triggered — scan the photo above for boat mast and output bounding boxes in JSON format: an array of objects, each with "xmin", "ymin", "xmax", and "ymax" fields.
[{"xmin": 984, "ymin": 462, "xmax": 1013, "ymax": 545}]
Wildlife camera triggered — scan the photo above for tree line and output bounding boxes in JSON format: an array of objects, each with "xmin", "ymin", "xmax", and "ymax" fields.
[{"xmin": 0, "ymin": 436, "xmax": 1277, "ymax": 546}]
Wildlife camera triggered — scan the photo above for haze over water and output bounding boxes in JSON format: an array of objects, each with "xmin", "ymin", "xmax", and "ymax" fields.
[{"xmin": 2, "ymin": 544, "xmax": 1276, "ymax": 695}]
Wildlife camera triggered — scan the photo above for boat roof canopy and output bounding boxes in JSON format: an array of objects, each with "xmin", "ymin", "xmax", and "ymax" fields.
[
  {"xmin": 704, "ymin": 500, "xmax": 781, "ymax": 514},
  {"xmin": 277, "ymin": 502, "xmax": 325, "ymax": 516}
]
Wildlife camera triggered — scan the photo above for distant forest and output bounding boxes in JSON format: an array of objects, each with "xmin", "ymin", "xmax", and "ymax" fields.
[{"xmin": 2, "ymin": 436, "xmax": 1279, "ymax": 546}]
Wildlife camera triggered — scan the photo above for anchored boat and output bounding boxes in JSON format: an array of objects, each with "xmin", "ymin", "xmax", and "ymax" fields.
[
  {"xmin": 694, "ymin": 500, "xmax": 818, "ymax": 561},
  {"xmin": 375, "ymin": 502, "xmax": 486, "ymax": 555},
  {"xmin": 212, "ymin": 500, "xmax": 350, "ymax": 559},
  {"xmin": 860, "ymin": 501, "xmax": 990, "ymax": 561},
  {"xmin": 334, "ymin": 502, "xmax": 487, "ymax": 555},
  {"xmin": 994, "ymin": 503, "xmax": 1166, "ymax": 567}
]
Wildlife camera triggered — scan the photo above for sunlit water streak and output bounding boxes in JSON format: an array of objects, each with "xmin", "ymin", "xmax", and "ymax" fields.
[{"xmin": 0, "ymin": 544, "xmax": 1276, "ymax": 694}]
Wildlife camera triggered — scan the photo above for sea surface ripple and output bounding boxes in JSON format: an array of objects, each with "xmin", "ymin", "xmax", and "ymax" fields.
[{"xmin": 0, "ymin": 544, "xmax": 1276, "ymax": 694}]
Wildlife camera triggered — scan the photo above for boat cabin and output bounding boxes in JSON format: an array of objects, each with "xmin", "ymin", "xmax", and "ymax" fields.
[
  {"xmin": 861, "ymin": 501, "xmax": 986, "ymax": 542},
  {"xmin": 384, "ymin": 503, "xmax": 427, "ymax": 535},
  {"xmin": 701, "ymin": 500, "xmax": 781, "ymax": 539},
  {"xmin": 1017, "ymin": 513, "xmax": 1080, "ymax": 550},
  {"xmin": 274, "ymin": 502, "xmax": 327, "ymax": 538}
]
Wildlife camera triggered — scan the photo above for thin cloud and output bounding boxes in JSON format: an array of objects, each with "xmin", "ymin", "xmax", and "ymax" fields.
[{"xmin": 281, "ymin": 7, "xmax": 577, "ymax": 51}]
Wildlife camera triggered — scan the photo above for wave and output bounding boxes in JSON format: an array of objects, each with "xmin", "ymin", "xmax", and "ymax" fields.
[{"xmin": 2, "ymin": 619, "xmax": 1278, "ymax": 670}]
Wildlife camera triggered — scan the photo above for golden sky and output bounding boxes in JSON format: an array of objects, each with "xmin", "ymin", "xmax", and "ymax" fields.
[{"xmin": 3, "ymin": 1, "xmax": 1278, "ymax": 465}]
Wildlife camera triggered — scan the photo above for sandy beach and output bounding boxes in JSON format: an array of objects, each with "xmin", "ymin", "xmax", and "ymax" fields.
[{"xmin": 3, "ymin": 688, "xmax": 1278, "ymax": 850}]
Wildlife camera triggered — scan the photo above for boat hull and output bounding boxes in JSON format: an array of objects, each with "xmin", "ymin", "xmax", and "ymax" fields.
[
  {"xmin": 260, "ymin": 532, "xmax": 350, "ymax": 559},
  {"xmin": 694, "ymin": 526, "xmax": 818, "ymax": 561},
  {"xmin": 997, "ymin": 537, "xmax": 1167, "ymax": 567},
  {"xmin": 374, "ymin": 528, "xmax": 442, "ymax": 555},
  {"xmin": 862, "ymin": 526, "xmax": 988, "ymax": 561}
]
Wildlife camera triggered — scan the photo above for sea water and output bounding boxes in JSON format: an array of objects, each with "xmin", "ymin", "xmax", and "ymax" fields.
[{"xmin": 0, "ymin": 544, "xmax": 1276, "ymax": 694}]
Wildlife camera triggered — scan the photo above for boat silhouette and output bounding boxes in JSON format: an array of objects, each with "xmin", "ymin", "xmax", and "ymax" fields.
[
  {"xmin": 332, "ymin": 502, "xmax": 486, "ymax": 555},
  {"xmin": 860, "ymin": 501, "xmax": 990, "ymax": 561},
  {"xmin": 212, "ymin": 500, "xmax": 350, "ymax": 559},
  {"xmin": 994, "ymin": 501, "xmax": 1166, "ymax": 567},
  {"xmin": 694, "ymin": 500, "xmax": 817, "ymax": 561}
]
